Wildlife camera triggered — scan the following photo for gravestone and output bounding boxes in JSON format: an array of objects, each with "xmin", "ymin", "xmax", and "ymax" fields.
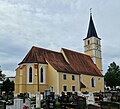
[
  {"xmin": 36, "ymin": 92, "xmax": 41, "ymax": 108},
  {"xmin": 107, "ymin": 93, "xmax": 112, "ymax": 101},
  {"xmin": 84, "ymin": 92, "xmax": 95, "ymax": 105},
  {"xmin": 25, "ymin": 98, "xmax": 31, "ymax": 109},
  {"xmin": 44, "ymin": 89, "xmax": 50, "ymax": 100},
  {"xmin": 77, "ymin": 96, "xmax": 86, "ymax": 109},
  {"xmin": 88, "ymin": 104, "xmax": 100, "ymax": 109},
  {"xmin": 47, "ymin": 93, "xmax": 55, "ymax": 109},
  {"xmin": 117, "ymin": 93, "xmax": 120, "ymax": 102},
  {"xmin": 28, "ymin": 92, "xmax": 32, "ymax": 98},
  {"xmin": 41, "ymin": 94, "xmax": 43, "ymax": 100},
  {"xmin": 100, "ymin": 101, "xmax": 120, "ymax": 109},
  {"xmin": 0, "ymin": 100, "xmax": 6, "ymax": 109},
  {"xmin": 14, "ymin": 99, "xmax": 23, "ymax": 109},
  {"xmin": 48, "ymin": 98, "xmax": 55, "ymax": 109}
]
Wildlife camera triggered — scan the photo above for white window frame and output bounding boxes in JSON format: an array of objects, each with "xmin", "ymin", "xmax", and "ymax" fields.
[
  {"xmin": 63, "ymin": 73, "xmax": 67, "ymax": 80},
  {"xmin": 72, "ymin": 74, "xmax": 75, "ymax": 80},
  {"xmin": 72, "ymin": 85, "xmax": 76, "ymax": 91},
  {"xmin": 63, "ymin": 85, "xmax": 67, "ymax": 92},
  {"xmin": 40, "ymin": 66, "xmax": 46, "ymax": 84},
  {"xmin": 27, "ymin": 64, "xmax": 33, "ymax": 84}
]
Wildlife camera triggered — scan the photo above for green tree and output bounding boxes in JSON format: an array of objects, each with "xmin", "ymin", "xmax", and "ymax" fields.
[
  {"xmin": 105, "ymin": 62, "xmax": 120, "ymax": 88},
  {"xmin": 0, "ymin": 66, "xmax": 6, "ymax": 80},
  {"xmin": 2, "ymin": 78, "xmax": 14, "ymax": 93},
  {"xmin": 2, "ymin": 78, "xmax": 11, "ymax": 94}
]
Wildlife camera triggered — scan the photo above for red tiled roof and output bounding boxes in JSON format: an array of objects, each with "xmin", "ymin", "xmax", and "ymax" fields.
[
  {"xmin": 61, "ymin": 48, "xmax": 102, "ymax": 76},
  {"xmin": 19, "ymin": 46, "xmax": 102, "ymax": 76},
  {"xmin": 20, "ymin": 46, "xmax": 76, "ymax": 74},
  {"xmin": 19, "ymin": 46, "xmax": 47, "ymax": 64},
  {"xmin": 44, "ymin": 51, "xmax": 76, "ymax": 74}
]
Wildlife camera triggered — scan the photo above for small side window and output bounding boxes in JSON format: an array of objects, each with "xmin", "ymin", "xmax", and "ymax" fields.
[
  {"xmin": 63, "ymin": 74, "xmax": 67, "ymax": 80},
  {"xmin": 72, "ymin": 86, "xmax": 76, "ymax": 91},
  {"xmin": 72, "ymin": 75, "xmax": 75, "ymax": 80},
  {"xmin": 63, "ymin": 85, "xmax": 67, "ymax": 91}
]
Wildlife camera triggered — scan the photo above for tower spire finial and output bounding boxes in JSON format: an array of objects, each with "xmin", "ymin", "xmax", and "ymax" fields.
[{"xmin": 90, "ymin": 8, "xmax": 92, "ymax": 16}]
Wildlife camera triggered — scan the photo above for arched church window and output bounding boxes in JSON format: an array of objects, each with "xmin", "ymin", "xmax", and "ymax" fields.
[
  {"xmin": 91, "ymin": 77, "xmax": 95, "ymax": 87},
  {"xmin": 29, "ymin": 67, "xmax": 32, "ymax": 83},
  {"xmin": 40, "ymin": 67, "xmax": 44, "ymax": 83}
]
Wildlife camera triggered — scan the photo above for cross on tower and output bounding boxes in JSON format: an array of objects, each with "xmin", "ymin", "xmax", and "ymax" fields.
[{"xmin": 90, "ymin": 8, "xmax": 92, "ymax": 16}]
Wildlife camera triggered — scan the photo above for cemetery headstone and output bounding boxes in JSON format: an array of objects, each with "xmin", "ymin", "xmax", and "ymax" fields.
[
  {"xmin": 45, "ymin": 92, "xmax": 55, "ymax": 109},
  {"xmin": 107, "ymin": 92, "xmax": 112, "ymax": 101},
  {"xmin": 117, "ymin": 92, "xmax": 120, "ymax": 102},
  {"xmin": 48, "ymin": 98, "xmax": 55, "ymax": 109},
  {"xmin": 36, "ymin": 92, "xmax": 41, "ymax": 108},
  {"xmin": 14, "ymin": 99, "xmax": 23, "ymax": 109},
  {"xmin": 100, "ymin": 101, "xmax": 120, "ymax": 109},
  {"xmin": 0, "ymin": 100, "xmax": 6, "ymax": 109},
  {"xmin": 28, "ymin": 92, "xmax": 32, "ymax": 98},
  {"xmin": 44, "ymin": 89, "xmax": 50, "ymax": 100},
  {"xmin": 77, "ymin": 96, "xmax": 86, "ymax": 109},
  {"xmin": 25, "ymin": 98, "xmax": 31, "ymax": 109}
]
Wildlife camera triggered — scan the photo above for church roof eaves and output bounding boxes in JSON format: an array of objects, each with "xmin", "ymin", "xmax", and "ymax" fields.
[{"xmin": 19, "ymin": 46, "xmax": 102, "ymax": 77}]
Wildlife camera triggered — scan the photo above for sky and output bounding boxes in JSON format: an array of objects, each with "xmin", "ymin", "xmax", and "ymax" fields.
[{"xmin": 0, "ymin": 0, "xmax": 120, "ymax": 76}]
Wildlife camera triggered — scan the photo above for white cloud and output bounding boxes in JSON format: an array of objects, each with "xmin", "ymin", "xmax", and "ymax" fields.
[
  {"xmin": 0, "ymin": 0, "xmax": 120, "ymax": 76},
  {"xmin": 2, "ymin": 70, "xmax": 15, "ymax": 77}
]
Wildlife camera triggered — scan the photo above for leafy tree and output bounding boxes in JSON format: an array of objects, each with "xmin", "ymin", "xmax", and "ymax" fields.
[
  {"xmin": 2, "ymin": 78, "xmax": 11, "ymax": 93},
  {"xmin": 0, "ymin": 66, "xmax": 6, "ymax": 80},
  {"xmin": 2, "ymin": 78, "xmax": 14, "ymax": 94},
  {"xmin": 104, "ymin": 62, "xmax": 120, "ymax": 88},
  {"xmin": 2, "ymin": 78, "xmax": 14, "ymax": 101}
]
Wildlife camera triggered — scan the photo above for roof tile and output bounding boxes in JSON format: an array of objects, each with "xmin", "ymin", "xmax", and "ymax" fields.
[{"xmin": 19, "ymin": 46, "xmax": 102, "ymax": 76}]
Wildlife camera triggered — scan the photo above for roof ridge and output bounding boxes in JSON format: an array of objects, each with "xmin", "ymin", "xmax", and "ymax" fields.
[
  {"xmin": 61, "ymin": 48, "xmax": 91, "ymax": 57},
  {"xmin": 32, "ymin": 46, "xmax": 61, "ymax": 54}
]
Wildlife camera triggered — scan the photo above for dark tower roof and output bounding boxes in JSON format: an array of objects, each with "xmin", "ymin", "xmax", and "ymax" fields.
[{"xmin": 84, "ymin": 12, "xmax": 100, "ymax": 40}]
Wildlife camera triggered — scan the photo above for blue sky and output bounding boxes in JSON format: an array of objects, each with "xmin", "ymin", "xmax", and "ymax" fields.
[{"xmin": 0, "ymin": 0, "xmax": 120, "ymax": 76}]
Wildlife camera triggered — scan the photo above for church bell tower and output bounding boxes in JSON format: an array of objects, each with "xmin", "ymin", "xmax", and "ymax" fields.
[{"xmin": 83, "ymin": 10, "xmax": 102, "ymax": 73}]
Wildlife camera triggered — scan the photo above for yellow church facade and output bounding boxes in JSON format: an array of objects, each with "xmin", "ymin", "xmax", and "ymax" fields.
[
  {"xmin": 15, "ymin": 13, "xmax": 104, "ymax": 94},
  {"xmin": 15, "ymin": 47, "xmax": 104, "ymax": 94},
  {"xmin": 15, "ymin": 48, "xmax": 81, "ymax": 94}
]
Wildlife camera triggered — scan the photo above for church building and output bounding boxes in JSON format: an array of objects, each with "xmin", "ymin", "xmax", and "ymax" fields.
[{"xmin": 15, "ymin": 13, "xmax": 104, "ymax": 94}]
